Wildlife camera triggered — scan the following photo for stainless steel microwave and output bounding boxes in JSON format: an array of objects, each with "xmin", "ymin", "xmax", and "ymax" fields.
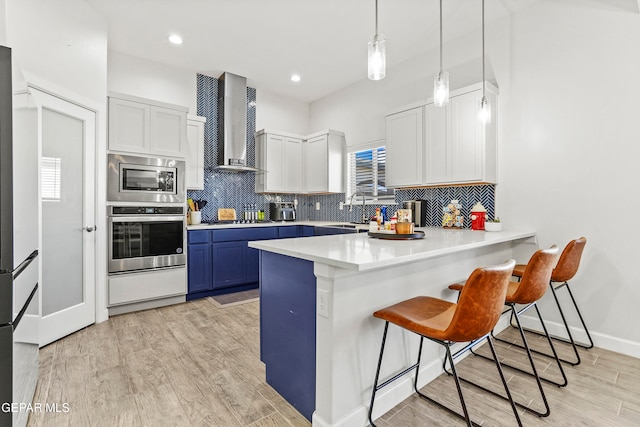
[{"xmin": 108, "ymin": 153, "xmax": 185, "ymax": 203}]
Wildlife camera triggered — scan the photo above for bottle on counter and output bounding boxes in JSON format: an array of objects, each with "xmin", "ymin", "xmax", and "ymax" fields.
[
  {"xmin": 375, "ymin": 207, "xmax": 381, "ymax": 228},
  {"xmin": 390, "ymin": 214, "xmax": 397, "ymax": 231}
]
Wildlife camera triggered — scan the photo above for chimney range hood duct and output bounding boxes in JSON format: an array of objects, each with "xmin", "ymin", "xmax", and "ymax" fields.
[{"xmin": 214, "ymin": 72, "xmax": 258, "ymax": 172}]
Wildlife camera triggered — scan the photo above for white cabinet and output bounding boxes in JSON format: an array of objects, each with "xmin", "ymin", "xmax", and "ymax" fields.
[
  {"xmin": 284, "ymin": 137, "xmax": 303, "ymax": 192},
  {"xmin": 150, "ymin": 106, "xmax": 188, "ymax": 157},
  {"xmin": 386, "ymin": 107, "xmax": 424, "ymax": 187},
  {"xmin": 108, "ymin": 92, "xmax": 188, "ymax": 158},
  {"xmin": 386, "ymin": 82, "xmax": 498, "ymax": 188},
  {"xmin": 108, "ymin": 97, "xmax": 150, "ymax": 153},
  {"xmin": 185, "ymin": 115, "xmax": 206, "ymax": 190},
  {"xmin": 303, "ymin": 130, "xmax": 345, "ymax": 193},
  {"xmin": 255, "ymin": 131, "xmax": 303, "ymax": 193},
  {"xmin": 255, "ymin": 129, "xmax": 345, "ymax": 194},
  {"xmin": 108, "ymin": 267, "xmax": 186, "ymax": 306}
]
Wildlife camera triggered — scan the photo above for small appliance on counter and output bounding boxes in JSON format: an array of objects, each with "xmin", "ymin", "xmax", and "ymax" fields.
[
  {"xmin": 402, "ymin": 199, "xmax": 428, "ymax": 227},
  {"xmin": 270, "ymin": 202, "xmax": 296, "ymax": 221}
]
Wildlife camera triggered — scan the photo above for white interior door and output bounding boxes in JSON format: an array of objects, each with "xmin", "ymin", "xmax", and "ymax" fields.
[{"xmin": 30, "ymin": 88, "xmax": 96, "ymax": 346}]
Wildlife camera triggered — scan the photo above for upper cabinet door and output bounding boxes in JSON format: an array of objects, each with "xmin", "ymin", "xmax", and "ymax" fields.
[
  {"xmin": 150, "ymin": 106, "xmax": 187, "ymax": 158},
  {"xmin": 284, "ymin": 137, "xmax": 303, "ymax": 192},
  {"xmin": 185, "ymin": 116, "xmax": 206, "ymax": 190},
  {"xmin": 424, "ymin": 104, "xmax": 449, "ymax": 184},
  {"xmin": 450, "ymin": 90, "xmax": 483, "ymax": 183},
  {"xmin": 264, "ymin": 134, "xmax": 285, "ymax": 192},
  {"xmin": 108, "ymin": 98, "xmax": 150, "ymax": 154},
  {"xmin": 303, "ymin": 134, "xmax": 328, "ymax": 193},
  {"xmin": 386, "ymin": 107, "xmax": 424, "ymax": 188}
]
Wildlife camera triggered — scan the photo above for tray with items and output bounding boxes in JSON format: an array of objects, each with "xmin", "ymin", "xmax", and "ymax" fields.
[{"xmin": 368, "ymin": 231, "xmax": 425, "ymax": 240}]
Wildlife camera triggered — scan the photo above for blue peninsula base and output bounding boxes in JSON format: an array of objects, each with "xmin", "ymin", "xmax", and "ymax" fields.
[{"xmin": 259, "ymin": 251, "xmax": 316, "ymax": 421}]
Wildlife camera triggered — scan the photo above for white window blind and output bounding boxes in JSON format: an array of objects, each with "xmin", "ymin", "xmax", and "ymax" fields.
[
  {"xmin": 347, "ymin": 146, "xmax": 394, "ymax": 202},
  {"xmin": 42, "ymin": 157, "xmax": 62, "ymax": 201}
]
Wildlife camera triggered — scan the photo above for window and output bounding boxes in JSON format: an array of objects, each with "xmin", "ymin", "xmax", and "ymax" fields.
[
  {"xmin": 347, "ymin": 145, "xmax": 394, "ymax": 202},
  {"xmin": 42, "ymin": 157, "xmax": 62, "ymax": 201}
]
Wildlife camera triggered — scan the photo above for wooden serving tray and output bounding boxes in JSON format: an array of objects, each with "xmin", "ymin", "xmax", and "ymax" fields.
[
  {"xmin": 368, "ymin": 231, "xmax": 426, "ymax": 240},
  {"xmin": 218, "ymin": 208, "xmax": 237, "ymax": 221}
]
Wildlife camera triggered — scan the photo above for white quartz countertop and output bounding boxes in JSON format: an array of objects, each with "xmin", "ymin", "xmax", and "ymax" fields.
[
  {"xmin": 187, "ymin": 221, "xmax": 369, "ymax": 230},
  {"xmin": 248, "ymin": 227, "xmax": 537, "ymax": 272}
]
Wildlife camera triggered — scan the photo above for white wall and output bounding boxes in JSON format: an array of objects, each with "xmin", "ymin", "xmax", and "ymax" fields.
[
  {"xmin": 108, "ymin": 51, "xmax": 310, "ymax": 134},
  {"xmin": 5, "ymin": 0, "xmax": 109, "ymax": 323},
  {"xmin": 498, "ymin": 0, "xmax": 640, "ymax": 354},
  {"xmin": 0, "ymin": 0, "xmax": 6, "ymax": 45},
  {"xmin": 256, "ymin": 89, "xmax": 309, "ymax": 134},
  {"xmin": 309, "ymin": 0, "xmax": 640, "ymax": 356},
  {"xmin": 6, "ymin": 0, "xmax": 107, "ymax": 109},
  {"xmin": 108, "ymin": 51, "xmax": 198, "ymax": 114}
]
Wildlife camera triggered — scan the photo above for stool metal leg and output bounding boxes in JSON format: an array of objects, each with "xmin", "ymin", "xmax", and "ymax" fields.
[
  {"xmin": 368, "ymin": 322, "xmax": 389, "ymax": 427},
  {"xmin": 369, "ymin": 324, "xmax": 523, "ymax": 426},
  {"xmin": 415, "ymin": 342, "xmax": 475, "ymax": 426},
  {"xmin": 515, "ymin": 281, "xmax": 594, "ymax": 366},
  {"xmin": 493, "ymin": 303, "xmax": 568, "ymax": 387},
  {"xmin": 466, "ymin": 304, "xmax": 552, "ymax": 417}
]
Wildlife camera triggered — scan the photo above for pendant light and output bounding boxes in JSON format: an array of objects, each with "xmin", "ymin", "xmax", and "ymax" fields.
[
  {"xmin": 478, "ymin": 0, "xmax": 491, "ymax": 123},
  {"xmin": 433, "ymin": 0, "xmax": 449, "ymax": 106},
  {"xmin": 368, "ymin": 0, "xmax": 386, "ymax": 80}
]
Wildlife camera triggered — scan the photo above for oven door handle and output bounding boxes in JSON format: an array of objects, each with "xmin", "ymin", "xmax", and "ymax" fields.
[{"xmin": 108, "ymin": 215, "xmax": 186, "ymax": 223}]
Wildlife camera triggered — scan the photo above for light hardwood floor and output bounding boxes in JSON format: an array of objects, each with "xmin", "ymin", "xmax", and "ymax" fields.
[{"xmin": 28, "ymin": 297, "xmax": 640, "ymax": 426}]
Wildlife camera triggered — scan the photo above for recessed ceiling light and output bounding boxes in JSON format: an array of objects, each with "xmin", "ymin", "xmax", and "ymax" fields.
[
  {"xmin": 290, "ymin": 74, "xmax": 301, "ymax": 82},
  {"xmin": 169, "ymin": 34, "xmax": 183, "ymax": 45}
]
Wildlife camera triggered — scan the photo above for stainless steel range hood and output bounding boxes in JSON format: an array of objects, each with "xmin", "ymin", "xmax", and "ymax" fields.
[{"xmin": 214, "ymin": 72, "xmax": 258, "ymax": 172}]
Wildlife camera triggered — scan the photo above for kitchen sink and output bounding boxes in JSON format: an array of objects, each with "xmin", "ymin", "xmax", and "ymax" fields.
[{"xmin": 325, "ymin": 224, "xmax": 357, "ymax": 229}]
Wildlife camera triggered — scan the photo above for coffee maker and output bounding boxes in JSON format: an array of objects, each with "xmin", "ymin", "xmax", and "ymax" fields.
[
  {"xmin": 269, "ymin": 201, "xmax": 296, "ymax": 221},
  {"xmin": 402, "ymin": 199, "xmax": 428, "ymax": 227}
]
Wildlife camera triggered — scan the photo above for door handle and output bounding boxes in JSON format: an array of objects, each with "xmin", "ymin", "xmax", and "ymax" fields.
[{"xmin": 83, "ymin": 225, "xmax": 96, "ymax": 232}]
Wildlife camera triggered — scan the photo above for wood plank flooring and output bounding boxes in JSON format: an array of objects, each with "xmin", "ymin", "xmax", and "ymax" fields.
[{"xmin": 28, "ymin": 298, "xmax": 640, "ymax": 426}]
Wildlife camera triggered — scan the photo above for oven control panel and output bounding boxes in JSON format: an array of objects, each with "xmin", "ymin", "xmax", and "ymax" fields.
[{"xmin": 109, "ymin": 206, "xmax": 185, "ymax": 216}]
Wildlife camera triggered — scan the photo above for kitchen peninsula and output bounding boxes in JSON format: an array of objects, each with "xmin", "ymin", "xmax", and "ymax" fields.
[{"xmin": 249, "ymin": 228, "xmax": 537, "ymax": 427}]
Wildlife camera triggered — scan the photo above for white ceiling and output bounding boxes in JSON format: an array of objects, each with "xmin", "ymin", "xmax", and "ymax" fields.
[{"xmin": 85, "ymin": 0, "xmax": 635, "ymax": 103}]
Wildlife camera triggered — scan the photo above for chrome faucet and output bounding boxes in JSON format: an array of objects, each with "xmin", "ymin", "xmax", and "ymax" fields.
[{"xmin": 349, "ymin": 193, "xmax": 368, "ymax": 224}]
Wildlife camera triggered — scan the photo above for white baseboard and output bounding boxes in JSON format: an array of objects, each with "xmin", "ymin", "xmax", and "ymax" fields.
[{"xmin": 518, "ymin": 314, "xmax": 640, "ymax": 359}]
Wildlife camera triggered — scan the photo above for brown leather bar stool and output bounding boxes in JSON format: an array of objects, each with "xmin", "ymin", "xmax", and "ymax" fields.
[
  {"xmin": 448, "ymin": 246, "xmax": 564, "ymax": 418},
  {"xmin": 368, "ymin": 260, "xmax": 520, "ymax": 427},
  {"xmin": 511, "ymin": 237, "xmax": 591, "ymax": 366}
]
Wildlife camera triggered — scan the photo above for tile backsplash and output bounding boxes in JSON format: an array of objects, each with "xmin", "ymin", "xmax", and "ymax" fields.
[{"xmin": 188, "ymin": 73, "xmax": 495, "ymax": 227}]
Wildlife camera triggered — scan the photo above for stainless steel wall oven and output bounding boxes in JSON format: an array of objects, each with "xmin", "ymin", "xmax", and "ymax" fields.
[
  {"xmin": 108, "ymin": 206, "xmax": 185, "ymax": 274},
  {"xmin": 108, "ymin": 153, "xmax": 185, "ymax": 203}
]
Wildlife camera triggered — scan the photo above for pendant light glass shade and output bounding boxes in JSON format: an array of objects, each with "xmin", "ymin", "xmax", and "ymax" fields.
[
  {"xmin": 368, "ymin": 35, "xmax": 386, "ymax": 80},
  {"xmin": 434, "ymin": 0, "xmax": 449, "ymax": 106},
  {"xmin": 479, "ymin": 0, "xmax": 491, "ymax": 123},
  {"xmin": 434, "ymin": 71, "xmax": 449, "ymax": 107},
  {"xmin": 479, "ymin": 95, "xmax": 491, "ymax": 123}
]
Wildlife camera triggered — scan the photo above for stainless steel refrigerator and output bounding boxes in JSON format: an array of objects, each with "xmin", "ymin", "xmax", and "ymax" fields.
[{"xmin": 0, "ymin": 45, "xmax": 40, "ymax": 427}]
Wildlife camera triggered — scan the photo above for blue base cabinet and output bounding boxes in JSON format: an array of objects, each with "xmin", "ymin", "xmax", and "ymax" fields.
[
  {"xmin": 187, "ymin": 226, "xmax": 285, "ymax": 300},
  {"xmin": 187, "ymin": 225, "xmax": 357, "ymax": 300},
  {"xmin": 186, "ymin": 243, "xmax": 212, "ymax": 293}
]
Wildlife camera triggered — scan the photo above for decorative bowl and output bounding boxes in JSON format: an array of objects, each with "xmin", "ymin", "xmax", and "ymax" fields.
[{"xmin": 484, "ymin": 222, "xmax": 502, "ymax": 232}]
